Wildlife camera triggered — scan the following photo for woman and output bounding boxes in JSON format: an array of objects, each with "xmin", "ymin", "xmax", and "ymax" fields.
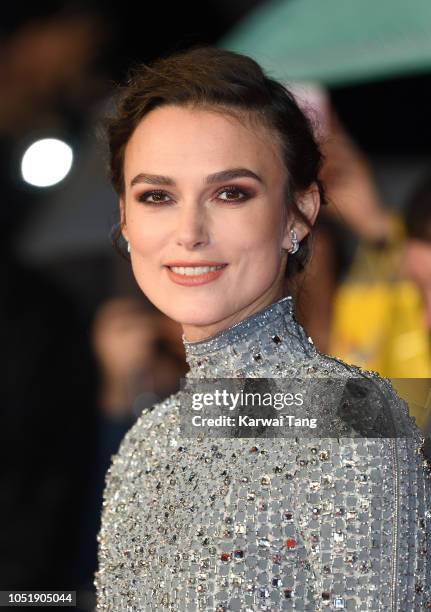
[{"xmin": 94, "ymin": 46, "xmax": 431, "ymax": 610}]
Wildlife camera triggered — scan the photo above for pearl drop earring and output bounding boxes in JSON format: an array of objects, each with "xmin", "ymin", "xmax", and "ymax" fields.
[{"xmin": 127, "ymin": 241, "xmax": 131, "ymax": 253}]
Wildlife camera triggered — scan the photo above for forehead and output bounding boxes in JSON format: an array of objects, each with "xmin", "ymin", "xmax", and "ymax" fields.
[{"xmin": 123, "ymin": 104, "xmax": 284, "ymax": 181}]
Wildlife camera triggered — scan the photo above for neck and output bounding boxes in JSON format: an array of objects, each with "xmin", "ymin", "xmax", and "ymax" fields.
[
  {"xmin": 182, "ymin": 286, "xmax": 285, "ymax": 342},
  {"xmin": 182, "ymin": 294, "xmax": 317, "ymax": 378}
]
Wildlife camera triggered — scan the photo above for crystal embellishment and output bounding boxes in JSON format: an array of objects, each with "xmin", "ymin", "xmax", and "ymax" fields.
[{"xmin": 95, "ymin": 294, "xmax": 431, "ymax": 610}]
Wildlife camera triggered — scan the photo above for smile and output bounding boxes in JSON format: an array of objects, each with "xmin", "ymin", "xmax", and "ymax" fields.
[
  {"xmin": 165, "ymin": 264, "xmax": 228, "ymax": 286},
  {"xmin": 169, "ymin": 265, "xmax": 226, "ymax": 276}
]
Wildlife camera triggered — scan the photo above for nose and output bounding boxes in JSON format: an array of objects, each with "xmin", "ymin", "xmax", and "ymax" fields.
[{"xmin": 175, "ymin": 201, "xmax": 209, "ymax": 250}]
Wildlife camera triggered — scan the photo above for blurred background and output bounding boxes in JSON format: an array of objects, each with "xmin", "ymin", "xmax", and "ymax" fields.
[{"xmin": 1, "ymin": 0, "xmax": 431, "ymax": 609}]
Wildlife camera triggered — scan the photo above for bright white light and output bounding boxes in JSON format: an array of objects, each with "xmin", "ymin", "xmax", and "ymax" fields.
[{"xmin": 21, "ymin": 138, "xmax": 73, "ymax": 187}]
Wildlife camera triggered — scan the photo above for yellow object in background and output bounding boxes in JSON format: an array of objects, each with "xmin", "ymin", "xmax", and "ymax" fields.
[
  {"xmin": 330, "ymin": 280, "xmax": 431, "ymax": 377},
  {"xmin": 390, "ymin": 378, "xmax": 431, "ymax": 433},
  {"xmin": 328, "ymin": 213, "xmax": 431, "ymax": 431}
]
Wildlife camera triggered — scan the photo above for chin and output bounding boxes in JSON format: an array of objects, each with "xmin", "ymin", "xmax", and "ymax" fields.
[
  {"xmin": 153, "ymin": 294, "xmax": 232, "ymax": 327},
  {"xmin": 141, "ymin": 276, "xmax": 272, "ymax": 328},
  {"xmin": 167, "ymin": 303, "xmax": 227, "ymax": 328}
]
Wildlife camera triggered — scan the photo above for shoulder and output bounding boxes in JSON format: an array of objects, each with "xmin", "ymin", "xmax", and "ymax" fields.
[
  {"xmin": 312, "ymin": 351, "xmax": 424, "ymax": 440},
  {"xmin": 102, "ymin": 391, "xmax": 182, "ymax": 492}
]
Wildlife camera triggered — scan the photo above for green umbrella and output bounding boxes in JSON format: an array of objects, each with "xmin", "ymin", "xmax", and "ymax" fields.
[{"xmin": 218, "ymin": 0, "xmax": 431, "ymax": 86}]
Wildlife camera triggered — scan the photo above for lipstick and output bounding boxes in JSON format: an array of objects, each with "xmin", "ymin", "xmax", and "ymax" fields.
[{"xmin": 164, "ymin": 261, "xmax": 228, "ymax": 287}]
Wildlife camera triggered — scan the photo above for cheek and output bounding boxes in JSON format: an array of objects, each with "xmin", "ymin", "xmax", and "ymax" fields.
[
  {"xmin": 222, "ymin": 213, "xmax": 282, "ymax": 284},
  {"xmin": 126, "ymin": 212, "xmax": 167, "ymax": 292},
  {"xmin": 227, "ymin": 205, "xmax": 282, "ymax": 257},
  {"xmin": 127, "ymin": 209, "xmax": 164, "ymax": 258}
]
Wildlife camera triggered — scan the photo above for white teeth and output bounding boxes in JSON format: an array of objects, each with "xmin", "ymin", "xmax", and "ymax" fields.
[{"xmin": 169, "ymin": 265, "xmax": 225, "ymax": 276}]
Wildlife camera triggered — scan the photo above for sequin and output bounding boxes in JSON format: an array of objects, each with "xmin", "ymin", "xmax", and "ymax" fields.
[{"xmin": 95, "ymin": 295, "xmax": 431, "ymax": 611}]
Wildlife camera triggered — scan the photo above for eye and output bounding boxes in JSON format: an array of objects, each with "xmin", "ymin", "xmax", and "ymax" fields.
[
  {"xmin": 136, "ymin": 189, "xmax": 172, "ymax": 205},
  {"xmin": 216, "ymin": 185, "xmax": 251, "ymax": 203},
  {"xmin": 136, "ymin": 185, "xmax": 251, "ymax": 206}
]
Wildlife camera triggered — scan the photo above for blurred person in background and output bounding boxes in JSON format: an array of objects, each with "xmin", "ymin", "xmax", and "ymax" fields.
[
  {"xmin": 323, "ymin": 113, "xmax": 431, "ymax": 382},
  {"xmin": 397, "ymin": 171, "xmax": 431, "ymax": 435},
  {"xmin": 92, "ymin": 297, "xmax": 161, "ymax": 423},
  {"xmin": 288, "ymin": 90, "xmax": 383, "ymax": 355},
  {"xmin": 294, "ymin": 108, "xmax": 431, "ymax": 383},
  {"xmin": 91, "ymin": 295, "xmax": 187, "ymax": 428},
  {"xmin": 402, "ymin": 171, "xmax": 431, "ymax": 331},
  {"xmin": 0, "ymin": 8, "xmax": 111, "ymax": 136},
  {"xmin": 290, "ymin": 102, "xmax": 431, "ymax": 432}
]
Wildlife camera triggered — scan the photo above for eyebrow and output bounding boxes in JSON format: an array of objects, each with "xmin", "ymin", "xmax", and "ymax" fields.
[{"xmin": 130, "ymin": 168, "xmax": 263, "ymax": 188}]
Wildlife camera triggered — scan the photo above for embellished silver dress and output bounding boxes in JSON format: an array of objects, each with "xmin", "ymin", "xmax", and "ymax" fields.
[{"xmin": 95, "ymin": 295, "xmax": 431, "ymax": 611}]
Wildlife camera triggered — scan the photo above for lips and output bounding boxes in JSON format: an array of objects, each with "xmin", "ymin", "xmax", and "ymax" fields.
[
  {"xmin": 164, "ymin": 261, "xmax": 227, "ymax": 267},
  {"xmin": 164, "ymin": 262, "xmax": 228, "ymax": 286}
]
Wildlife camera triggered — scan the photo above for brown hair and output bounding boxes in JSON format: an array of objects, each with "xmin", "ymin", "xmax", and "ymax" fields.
[{"xmin": 99, "ymin": 44, "xmax": 327, "ymax": 277}]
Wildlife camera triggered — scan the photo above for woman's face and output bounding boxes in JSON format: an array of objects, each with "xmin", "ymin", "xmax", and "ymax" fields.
[{"xmin": 121, "ymin": 104, "xmax": 315, "ymax": 341}]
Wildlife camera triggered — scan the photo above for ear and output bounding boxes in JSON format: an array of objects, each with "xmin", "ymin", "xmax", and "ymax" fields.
[
  {"xmin": 281, "ymin": 182, "xmax": 321, "ymax": 249},
  {"xmin": 119, "ymin": 197, "xmax": 129, "ymax": 242}
]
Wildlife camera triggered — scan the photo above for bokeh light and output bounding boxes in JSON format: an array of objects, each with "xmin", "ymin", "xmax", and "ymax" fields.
[{"xmin": 21, "ymin": 138, "xmax": 73, "ymax": 187}]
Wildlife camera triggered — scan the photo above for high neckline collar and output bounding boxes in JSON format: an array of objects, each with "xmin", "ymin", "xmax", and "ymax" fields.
[{"xmin": 182, "ymin": 294, "xmax": 317, "ymax": 378}]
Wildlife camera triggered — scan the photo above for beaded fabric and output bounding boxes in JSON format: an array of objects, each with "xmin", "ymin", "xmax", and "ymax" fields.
[{"xmin": 95, "ymin": 295, "xmax": 431, "ymax": 611}]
